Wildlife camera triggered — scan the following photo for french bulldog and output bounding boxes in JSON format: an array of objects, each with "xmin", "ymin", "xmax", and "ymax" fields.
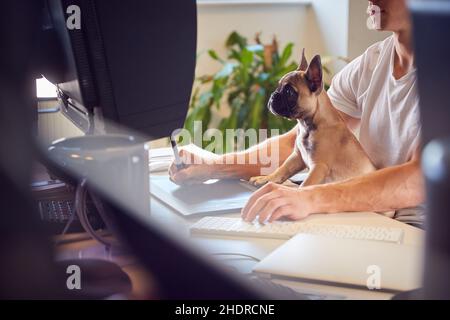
[{"xmin": 249, "ymin": 50, "xmax": 378, "ymax": 189}]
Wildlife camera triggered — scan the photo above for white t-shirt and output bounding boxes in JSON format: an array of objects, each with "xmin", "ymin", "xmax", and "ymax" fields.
[{"xmin": 328, "ymin": 35, "xmax": 424, "ymax": 226}]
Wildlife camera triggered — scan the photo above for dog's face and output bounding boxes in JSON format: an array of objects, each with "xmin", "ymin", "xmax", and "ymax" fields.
[{"xmin": 268, "ymin": 50, "xmax": 323, "ymax": 120}]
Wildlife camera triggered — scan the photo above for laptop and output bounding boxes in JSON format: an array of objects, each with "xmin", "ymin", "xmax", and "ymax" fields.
[{"xmin": 253, "ymin": 233, "xmax": 423, "ymax": 292}]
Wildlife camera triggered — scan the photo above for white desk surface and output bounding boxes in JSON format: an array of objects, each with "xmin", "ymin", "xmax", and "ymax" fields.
[{"xmin": 149, "ymin": 172, "xmax": 425, "ymax": 300}]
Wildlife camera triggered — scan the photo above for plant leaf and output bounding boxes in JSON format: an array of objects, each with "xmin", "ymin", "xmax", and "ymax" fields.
[
  {"xmin": 278, "ymin": 43, "xmax": 294, "ymax": 68},
  {"xmin": 240, "ymin": 48, "xmax": 253, "ymax": 68},
  {"xmin": 226, "ymin": 31, "xmax": 247, "ymax": 49},
  {"xmin": 228, "ymin": 49, "xmax": 241, "ymax": 62},
  {"xmin": 214, "ymin": 62, "xmax": 236, "ymax": 79},
  {"xmin": 208, "ymin": 49, "xmax": 224, "ymax": 63},
  {"xmin": 199, "ymin": 91, "xmax": 213, "ymax": 106},
  {"xmin": 250, "ymin": 89, "xmax": 266, "ymax": 129}
]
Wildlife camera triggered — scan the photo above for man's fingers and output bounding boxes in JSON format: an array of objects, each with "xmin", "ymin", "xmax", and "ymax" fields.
[
  {"xmin": 242, "ymin": 190, "xmax": 281, "ymax": 222},
  {"xmin": 269, "ymin": 206, "xmax": 293, "ymax": 222},
  {"xmin": 179, "ymin": 149, "xmax": 197, "ymax": 165},
  {"xmin": 171, "ymin": 166, "xmax": 194, "ymax": 185},
  {"xmin": 168, "ymin": 162, "xmax": 177, "ymax": 177},
  {"xmin": 168, "ymin": 162, "xmax": 184, "ymax": 180},
  {"xmin": 171, "ymin": 166, "xmax": 207, "ymax": 186},
  {"xmin": 241, "ymin": 182, "xmax": 277, "ymax": 218},
  {"xmin": 179, "ymin": 149, "xmax": 188, "ymax": 163},
  {"xmin": 286, "ymin": 212, "xmax": 307, "ymax": 221},
  {"xmin": 257, "ymin": 199, "xmax": 289, "ymax": 223}
]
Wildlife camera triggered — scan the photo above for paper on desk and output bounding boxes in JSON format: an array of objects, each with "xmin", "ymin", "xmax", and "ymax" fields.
[
  {"xmin": 149, "ymin": 161, "xmax": 172, "ymax": 173},
  {"xmin": 149, "ymin": 147, "xmax": 173, "ymax": 160}
]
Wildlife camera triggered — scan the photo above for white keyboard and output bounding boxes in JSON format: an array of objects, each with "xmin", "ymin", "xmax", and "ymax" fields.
[{"xmin": 190, "ymin": 217, "xmax": 404, "ymax": 243}]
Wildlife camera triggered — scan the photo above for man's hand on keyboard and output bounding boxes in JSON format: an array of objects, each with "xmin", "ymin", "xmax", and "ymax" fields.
[{"xmin": 241, "ymin": 182, "xmax": 314, "ymax": 223}]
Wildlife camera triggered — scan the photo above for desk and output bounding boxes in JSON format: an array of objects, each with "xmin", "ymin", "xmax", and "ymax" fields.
[
  {"xmin": 55, "ymin": 170, "xmax": 425, "ymax": 300},
  {"xmin": 148, "ymin": 172, "xmax": 425, "ymax": 300}
]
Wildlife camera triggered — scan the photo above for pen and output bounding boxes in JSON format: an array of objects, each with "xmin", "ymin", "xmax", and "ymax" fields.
[{"xmin": 170, "ymin": 135, "xmax": 185, "ymax": 170}]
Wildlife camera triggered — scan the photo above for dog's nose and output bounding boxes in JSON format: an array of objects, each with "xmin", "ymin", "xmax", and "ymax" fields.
[
  {"xmin": 268, "ymin": 92, "xmax": 281, "ymax": 110},
  {"xmin": 268, "ymin": 85, "xmax": 298, "ymax": 118}
]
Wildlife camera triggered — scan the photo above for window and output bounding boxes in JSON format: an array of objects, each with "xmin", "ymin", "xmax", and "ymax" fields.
[{"xmin": 36, "ymin": 77, "xmax": 57, "ymax": 99}]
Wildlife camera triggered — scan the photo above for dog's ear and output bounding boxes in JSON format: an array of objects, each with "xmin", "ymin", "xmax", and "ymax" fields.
[
  {"xmin": 306, "ymin": 55, "xmax": 323, "ymax": 94},
  {"xmin": 297, "ymin": 48, "xmax": 308, "ymax": 72}
]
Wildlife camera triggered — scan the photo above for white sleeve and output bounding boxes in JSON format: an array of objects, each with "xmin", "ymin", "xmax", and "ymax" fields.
[{"xmin": 327, "ymin": 55, "xmax": 364, "ymax": 119}]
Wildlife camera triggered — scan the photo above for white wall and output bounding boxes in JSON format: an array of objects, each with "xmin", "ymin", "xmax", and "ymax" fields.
[
  {"xmin": 196, "ymin": 2, "xmax": 321, "ymax": 78},
  {"xmin": 309, "ymin": 0, "xmax": 349, "ymax": 73}
]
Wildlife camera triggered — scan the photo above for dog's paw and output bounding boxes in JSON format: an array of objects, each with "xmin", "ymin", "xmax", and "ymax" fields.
[{"xmin": 249, "ymin": 175, "xmax": 279, "ymax": 187}]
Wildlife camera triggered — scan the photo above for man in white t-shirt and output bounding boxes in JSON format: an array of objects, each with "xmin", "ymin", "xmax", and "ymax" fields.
[{"xmin": 170, "ymin": 0, "xmax": 425, "ymax": 226}]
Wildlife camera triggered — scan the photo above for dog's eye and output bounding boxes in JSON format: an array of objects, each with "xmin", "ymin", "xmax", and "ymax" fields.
[
  {"xmin": 283, "ymin": 85, "xmax": 298, "ymax": 107},
  {"xmin": 284, "ymin": 85, "xmax": 296, "ymax": 97}
]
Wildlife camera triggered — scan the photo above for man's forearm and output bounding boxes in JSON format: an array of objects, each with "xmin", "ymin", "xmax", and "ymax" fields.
[
  {"xmin": 210, "ymin": 127, "xmax": 297, "ymax": 180},
  {"xmin": 305, "ymin": 160, "xmax": 425, "ymax": 213}
]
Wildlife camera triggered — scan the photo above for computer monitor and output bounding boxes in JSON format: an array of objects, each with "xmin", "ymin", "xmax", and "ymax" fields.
[
  {"xmin": 410, "ymin": 0, "xmax": 450, "ymax": 299},
  {"xmin": 42, "ymin": 0, "xmax": 196, "ymax": 138},
  {"xmin": 35, "ymin": 0, "xmax": 272, "ymax": 299}
]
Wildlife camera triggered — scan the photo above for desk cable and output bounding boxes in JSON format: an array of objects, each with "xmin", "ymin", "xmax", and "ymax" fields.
[{"xmin": 74, "ymin": 178, "xmax": 121, "ymax": 248}]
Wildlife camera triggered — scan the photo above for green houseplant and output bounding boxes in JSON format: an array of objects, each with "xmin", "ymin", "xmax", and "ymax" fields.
[{"xmin": 185, "ymin": 31, "xmax": 345, "ymax": 153}]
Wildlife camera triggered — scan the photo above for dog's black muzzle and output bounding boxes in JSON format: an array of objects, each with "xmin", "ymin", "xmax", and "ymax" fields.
[{"xmin": 268, "ymin": 84, "xmax": 298, "ymax": 119}]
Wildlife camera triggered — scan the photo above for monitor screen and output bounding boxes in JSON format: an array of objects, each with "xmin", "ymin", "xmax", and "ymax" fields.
[{"xmin": 43, "ymin": 0, "xmax": 197, "ymax": 138}]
